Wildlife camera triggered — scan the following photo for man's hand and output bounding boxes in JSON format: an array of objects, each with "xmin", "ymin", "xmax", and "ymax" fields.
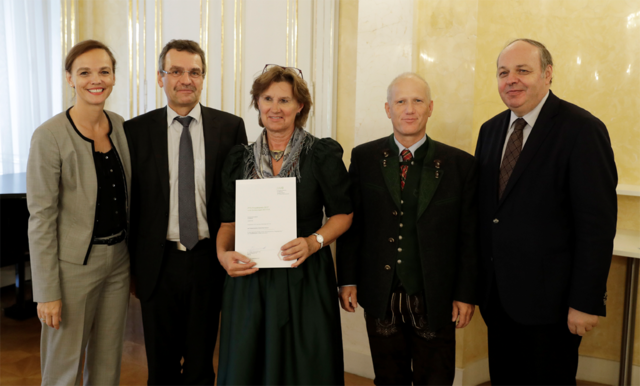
[
  {"xmin": 38, "ymin": 300, "xmax": 62, "ymax": 330},
  {"xmin": 567, "ymin": 307, "xmax": 599, "ymax": 336},
  {"xmin": 130, "ymin": 276, "xmax": 138, "ymax": 298},
  {"xmin": 339, "ymin": 286, "xmax": 358, "ymax": 312},
  {"xmin": 452, "ymin": 301, "xmax": 475, "ymax": 329}
]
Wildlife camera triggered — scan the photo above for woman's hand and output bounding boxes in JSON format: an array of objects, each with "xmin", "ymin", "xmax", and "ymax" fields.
[
  {"xmin": 281, "ymin": 236, "xmax": 320, "ymax": 267},
  {"xmin": 37, "ymin": 300, "xmax": 62, "ymax": 329},
  {"xmin": 219, "ymin": 251, "xmax": 259, "ymax": 277}
]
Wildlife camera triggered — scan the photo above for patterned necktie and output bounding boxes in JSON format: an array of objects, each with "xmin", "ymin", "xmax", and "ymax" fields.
[
  {"xmin": 400, "ymin": 149, "xmax": 413, "ymax": 190},
  {"xmin": 498, "ymin": 118, "xmax": 527, "ymax": 199},
  {"xmin": 175, "ymin": 116, "xmax": 198, "ymax": 250}
]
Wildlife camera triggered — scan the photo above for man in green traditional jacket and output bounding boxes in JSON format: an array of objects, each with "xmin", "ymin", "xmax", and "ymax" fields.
[{"xmin": 337, "ymin": 72, "xmax": 478, "ymax": 385}]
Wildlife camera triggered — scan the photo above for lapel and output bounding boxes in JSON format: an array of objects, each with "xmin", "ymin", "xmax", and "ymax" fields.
[
  {"xmin": 487, "ymin": 112, "xmax": 511, "ymax": 206},
  {"xmin": 417, "ymin": 136, "xmax": 442, "ymax": 220},
  {"xmin": 380, "ymin": 135, "xmax": 401, "ymax": 210},
  {"xmin": 201, "ymin": 104, "xmax": 221, "ymax": 204},
  {"xmin": 149, "ymin": 107, "xmax": 170, "ymax": 203},
  {"xmin": 498, "ymin": 91, "xmax": 560, "ymax": 207}
]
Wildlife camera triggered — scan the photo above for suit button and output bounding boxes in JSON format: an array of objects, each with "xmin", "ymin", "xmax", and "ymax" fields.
[
  {"xmin": 397, "ymin": 260, "xmax": 402, "ymax": 264},
  {"xmin": 385, "ymin": 265, "xmax": 391, "ymax": 270},
  {"xmin": 493, "ymin": 218, "xmax": 499, "ymax": 224},
  {"xmin": 392, "ymin": 210, "xmax": 398, "ymax": 216},
  {"xmin": 399, "ymin": 223, "xmax": 403, "ymax": 228},
  {"xmin": 399, "ymin": 235, "xmax": 403, "ymax": 240},
  {"xmin": 398, "ymin": 248, "xmax": 402, "ymax": 252},
  {"xmin": 388, "ymin": 238, "xmax": 395, "ymax": 243}
]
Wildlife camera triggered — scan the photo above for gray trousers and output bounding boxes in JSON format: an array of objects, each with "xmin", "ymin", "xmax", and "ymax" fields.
[{"xmin": 40, "ymin": 240, "xmax": 130, "ymax": 386}]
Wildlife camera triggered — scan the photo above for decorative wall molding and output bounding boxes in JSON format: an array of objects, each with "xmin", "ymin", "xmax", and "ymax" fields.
[
  {"xmin": 119, "ymin": 0, "xmax": 338, "ymax": 137},
  {"xmin": 61, "ymin": 0, "xmax": 78, "ymax": 110}
]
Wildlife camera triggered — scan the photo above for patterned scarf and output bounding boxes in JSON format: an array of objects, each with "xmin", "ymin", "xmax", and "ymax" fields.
[{"xmin": 244, "ymin": 127, "xmax": 314, "ymax": 180}]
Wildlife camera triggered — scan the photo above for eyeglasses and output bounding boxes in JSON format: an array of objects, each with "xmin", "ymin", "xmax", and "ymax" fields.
[
  {"xmin": 159, "ymin": 69, "xmax": 205, "ymax": 79},
  {"xmin": 262, "ymin": 64, "xmax": 303, "ymax": 79}
]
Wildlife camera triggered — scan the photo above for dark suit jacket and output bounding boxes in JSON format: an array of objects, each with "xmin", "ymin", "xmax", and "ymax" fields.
[
  {"xmin": 337, "ymin": 134, "xmax": 477, "ymax": 332},
  {"xmin": 475, "ymin": 91, "xmax": 617, "ymax": 325},
  {"xmin": 124, "ymin": 105, "xmax": 247, "ymax": 301}
]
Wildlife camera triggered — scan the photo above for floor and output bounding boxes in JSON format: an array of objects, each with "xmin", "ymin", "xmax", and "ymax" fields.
[
  {"xmin": 0, "ymin": 285, "xmax": 608, "ymax": 386},
  {"xmin": 477, "ymin": 382, "xmax": 606, "ymax": 386},
  {"xmin": 0, "ymin": 285, "xmax": 373, "ymax": 386}
]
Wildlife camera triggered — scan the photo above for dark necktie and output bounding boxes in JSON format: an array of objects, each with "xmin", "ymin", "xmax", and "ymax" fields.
[
  {"xmin": 175, "ymin": 116, "xmax": 198, "ymax": 250},
  {"xmin": 498, "ymin": 118, "xmax": 527, "ymax": 199},
  {"xmin": 400, "ymin": 149, "xmax": 413, "ymax": 190}
]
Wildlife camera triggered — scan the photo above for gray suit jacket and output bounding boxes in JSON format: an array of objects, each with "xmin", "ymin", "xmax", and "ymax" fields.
[{"xmin": 27, "ymin": 110, "xmax": 131, "ymax": 302}]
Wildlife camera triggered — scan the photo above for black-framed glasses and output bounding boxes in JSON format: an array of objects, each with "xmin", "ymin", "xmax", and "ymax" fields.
[
  {"xmin": 262, "ymin": 64, "xmax": 303, "ymax": 79},
  {"xmin": 159, "ymin": 69, "xmax": 205, "ymax": 79}
]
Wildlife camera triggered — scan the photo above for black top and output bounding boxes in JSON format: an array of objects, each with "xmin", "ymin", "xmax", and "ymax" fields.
[
  {"xmin": 66, "ymin": 108, "xmax": 127, "ymax": 238},
  {"xmin": 92, "ymin": 148, "xmax": 127, "ymax": 236}
]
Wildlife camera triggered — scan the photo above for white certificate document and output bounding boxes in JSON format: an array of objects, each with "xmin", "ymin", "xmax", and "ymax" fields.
[{"xmin": 235, "ymin": 177, "xmax": 297, "ymax": 268}]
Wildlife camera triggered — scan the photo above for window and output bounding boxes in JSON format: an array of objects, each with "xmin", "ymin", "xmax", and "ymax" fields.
[{"xmin": 0, "ymin": 0, "xmax": 62, "ymax": 175}]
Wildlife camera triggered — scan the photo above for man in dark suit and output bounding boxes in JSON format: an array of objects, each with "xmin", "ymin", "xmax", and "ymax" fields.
[
  {"xmin": 475, "ymin": 39, "xmax": 617, "ymax": 385},
  {"xmin": 337, "ymin": 73, "xmax": 477, "ymax": 385},
  {"xmin": 125, "ymin": 40, "xmax": 247, "ymax": 385}
]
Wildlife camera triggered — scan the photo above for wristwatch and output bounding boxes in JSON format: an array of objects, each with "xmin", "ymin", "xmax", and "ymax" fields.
[{"xmin": 312, "ymin": 233, "xmax": 324, "ymax": 249}]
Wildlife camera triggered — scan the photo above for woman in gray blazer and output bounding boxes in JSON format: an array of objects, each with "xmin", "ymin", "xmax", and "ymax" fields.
[{"xmin": 27, "ymin": 40, "xmax": 131, "ymax": 386}]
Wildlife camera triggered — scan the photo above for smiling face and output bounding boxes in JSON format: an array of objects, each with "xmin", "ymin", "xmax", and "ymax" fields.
[
  {"xmin": 497, "ymin": 41, "xmax": 553, "ymax": 116},
  {"xmin": 65, "ymin": 49, "xmax": 115, "ymax": 107},
  {"xmin": 385, "ymin": 77, "xmax": 433, "ymax": 147},
  {"xmin": 257, "ymin": 81, "xmax": 303, "ymax": 135},
  {"xmin": 158, "ymin": 49, "xmax": 204, "ymax": 113}
]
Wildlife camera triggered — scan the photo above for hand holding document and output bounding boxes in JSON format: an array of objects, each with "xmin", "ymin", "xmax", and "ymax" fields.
[{"xmin": 235, "ymin": 177, "xmax": 297, "ymax": 268}]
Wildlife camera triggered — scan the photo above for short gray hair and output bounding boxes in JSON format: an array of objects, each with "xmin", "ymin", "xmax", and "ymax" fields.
[
  {"xmin": 387, "ymin": 72, "xmax": 431, "ymax": 102},
  {"xmin": 158, "ymin": 39, "xmax": 207, "ymax": 76},
  {"xmin": 498, "ymin": 38, "xmax": 553, "ymax": 84}
]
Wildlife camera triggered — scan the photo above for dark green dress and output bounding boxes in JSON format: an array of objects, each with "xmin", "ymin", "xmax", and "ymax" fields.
[{"xmin": 218, "ymin": 136, "xmax": 352, "ymax": 385}]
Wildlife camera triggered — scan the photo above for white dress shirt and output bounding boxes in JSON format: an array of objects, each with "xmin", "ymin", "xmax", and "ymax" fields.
[
  {"xmin": 166, "ymin": 104, "xmax": 210, "ymax": 241},
  {"xmin": 500, "ymin": 91, "xmax": 550, "ymax": 164},
  {"xmin": 394, "ymin": 134, "xmax": 427, "ymax": 161}
]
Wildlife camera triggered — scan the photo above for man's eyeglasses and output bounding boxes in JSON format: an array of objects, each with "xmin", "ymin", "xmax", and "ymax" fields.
[
  {"xmin": 262, "ymin": 64, "xmax": 303, "ymax": 79},
  {"xmin": 160, "ymin": 69, "xmax": 205, "ymax": 79}
]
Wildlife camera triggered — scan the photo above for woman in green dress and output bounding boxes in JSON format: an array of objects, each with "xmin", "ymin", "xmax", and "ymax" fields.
[{"xmin": 216, "ymin": 65, "xmax": 353, "ymax": 385}]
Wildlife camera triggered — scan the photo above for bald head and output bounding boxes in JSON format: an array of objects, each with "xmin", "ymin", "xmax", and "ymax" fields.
[{"xmin": 387, "ymin": 72, "xmax": 431, "ymax": 103}]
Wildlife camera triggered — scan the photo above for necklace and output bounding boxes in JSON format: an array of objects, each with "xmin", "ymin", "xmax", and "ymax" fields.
[{"xmin": 270, "ymin": 150, "xmax": 285, "ymax": 161}]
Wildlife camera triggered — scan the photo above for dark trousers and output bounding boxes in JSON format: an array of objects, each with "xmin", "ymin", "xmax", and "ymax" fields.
[
  {"xmin": 481, "ymin": 283, "xmax": 582, "ymax": 386},
  {"xmin": 140, "ymin": 241, "xmax": 223, "ymax": 385},
  {"xmin": 365, "ymin": 289, "xmax": 456, "ymax": 386}
]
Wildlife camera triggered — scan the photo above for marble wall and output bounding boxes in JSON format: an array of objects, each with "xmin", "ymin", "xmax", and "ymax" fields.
[{"xmin": 336, "ymin": 0, "xmax": 640, "ymax": 381}]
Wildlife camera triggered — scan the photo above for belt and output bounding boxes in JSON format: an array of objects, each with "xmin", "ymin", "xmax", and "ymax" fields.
[
  {"xmin": 93, "ymin": 230, "xmax": 126, "ymax": 245},
  {"xmin": 166, "ymin": 238, "xmax": 213, "ymax": 252}
]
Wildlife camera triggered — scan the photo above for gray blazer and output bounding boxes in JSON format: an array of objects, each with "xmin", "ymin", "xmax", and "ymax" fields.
[{"xmin": 27, "ymin": 110, "xmax": 131, "ymax": 303}]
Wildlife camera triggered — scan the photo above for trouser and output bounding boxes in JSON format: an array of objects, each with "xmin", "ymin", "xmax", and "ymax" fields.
[
  {"xmin": 481, "ymin": 282, "xmax": 582, "ymax": 385},
  {"xmin": 365, "ymin": 288, "xmax": 456, "ymax": 386},
  {"xmin": 40, "ymin": 240, "xmax": 130, "ymax": 386},
  {"xmin": 140, "ymin": 239, "xmax": 222, "ymax": 385}
]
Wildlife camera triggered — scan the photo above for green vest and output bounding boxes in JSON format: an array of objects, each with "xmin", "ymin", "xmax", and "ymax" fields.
[{"xmin": 393, "ymin": 143, "xmax": 428, "ymax": 296}]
